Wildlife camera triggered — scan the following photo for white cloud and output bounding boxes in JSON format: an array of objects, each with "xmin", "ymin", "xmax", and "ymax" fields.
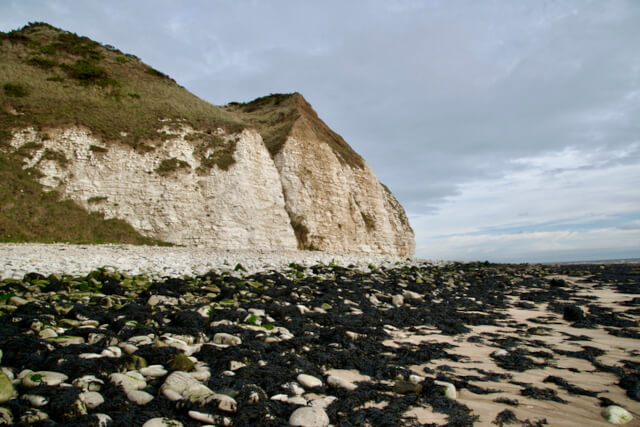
[{"xmin": 411, "ymin": 144, "xmax": 640, "ymax": 262}]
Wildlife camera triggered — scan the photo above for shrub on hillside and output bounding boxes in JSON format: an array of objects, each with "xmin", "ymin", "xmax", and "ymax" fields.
[
  {"xmin": 62, "ymin": 60, "xmax": 106, "ymax": 82},
  {"xmin": 26, "ymin": 57, "xmax": 58, "ymax": 70},
  {"xmin": 3, "ymin": 83, "xmax": 29, "ymax": 97},
  {"xmin": 156, "ymin": 157, "xmax": 191, "ymax": 175}
]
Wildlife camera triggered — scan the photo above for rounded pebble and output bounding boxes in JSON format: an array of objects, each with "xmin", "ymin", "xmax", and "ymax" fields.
[
  {"xmin": 140, "ymin": 365, "xmax": 169, "ymax": 377},
  {"xmin": 127, "ymin": 389, "xmax": 155, "ymax": 405},
  {"xmin": 297, "ymin": 374, "xmax": 323, "ymax": 389},
  {"xmin": 289, "ymin": 406, "xmax": 330, "ymax": 427},
  {"xmin": 79, "ymin": 391, "xmax": 104, "ymax": 409},
  {"xmin": 327, "ymin": 375, "xmax": 357, "ymax": 391},
  {"xmin": 213, "ymin": 333, "xmax": 242, "ymax": 346}
]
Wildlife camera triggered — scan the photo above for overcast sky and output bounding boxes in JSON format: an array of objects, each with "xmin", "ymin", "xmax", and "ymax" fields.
[{"xmin": 2, "ymin": 0, "xmax": 639, "ymax": 262}]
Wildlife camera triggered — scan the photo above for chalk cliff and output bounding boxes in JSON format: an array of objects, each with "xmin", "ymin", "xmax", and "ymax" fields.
[
  {"xmin": 255, "ymin": 94, "xmax": 415, "ymax": 256},
  {"xmin": 1, "ymin": 23, "xmax": 415, "ymax": 256}
]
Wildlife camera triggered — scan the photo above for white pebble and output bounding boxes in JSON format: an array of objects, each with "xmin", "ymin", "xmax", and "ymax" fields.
[
  {"xmin": 127, "ymin": 390, "xmax": 154, "ymax": 405},
  {"xmin": 162, "ymin": 388, "xmax": 183, "ymax": 401},
  {"xmin": 284, "ymin": 382, "xmax": 305, "ymax": 396},
  {"xmin": 392, "ymin": 294, "xmax": 404, "ymax": 307},
  {"xmin": 79, "ymin": 353, "xmax": 103, "ymax": 359},
  {"xmin": 140, "ymin": 365, "xmax": 168, "ymax": 378},
  {"xmin": 287, "ymin": 396, "xmax": 308, "ymax": 405},
  {"xmin": 38, "ymin": 328, "xmax": 58, "ymax": 339},
  {"xmin": 409, "ymin": 374, "xmax": 424, "ymax": 384},
  {"xmin": 402, "ymin": 290, "xmax": 423, "ymax": 301},
  {"xmin": 94, "ymin": 413, "xmax": 112, "ymax": 427},
  {"xmin": 213, "ymin": 333, "xmax": 242, "ymax": 346},
  {"xmin": 602, "ymin": 405, "xmax": 633, "ymax": 424},
  {"xmin": 142, "ymin": 418, "xmax": 183, "ymax": 427},
  {"xmin": 310, "ymin": 396, "xmax": 337, "ymax": 409},
  {"xmin": 188, "ymin": 410, "xmax": 216, "ymax": 424},
  {"xmin": 128, "ymin": 335, "xmax": 154, "ymax": 346},
  {"xmin": 72, "ymin": 375, "xmax": 104, "ymax": 391},
  {"xmin": 121, "ymin": 343, "xmax": 139, "ymax": 354},
  {"xmin": 297, "ymin": 374, "xmax": 323, "ymax": 389},
  {"xmin": 22, "ymin": 394, "xmax": 48, "ymax": 407},
  {"xmin": 101, "ymin": 346, "xmax": 122, "ymax": 358},
  {"xmin": 190, "ymin": 367, "xmax": 211, "ymax": 382},
  {"xmin": 109, "ymin": 372, "xmax": 146, "ymax": 391}
]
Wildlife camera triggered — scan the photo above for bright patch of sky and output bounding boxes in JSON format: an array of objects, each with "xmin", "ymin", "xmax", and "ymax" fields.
[{"xmin": 412, "ymin": 144, "xmax": 640, "ymax": 261}]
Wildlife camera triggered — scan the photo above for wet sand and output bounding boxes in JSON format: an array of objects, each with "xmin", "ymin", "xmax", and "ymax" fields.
[{"xmin": 387, "ymin": 273, "xmax": 640, "ymax": 426}]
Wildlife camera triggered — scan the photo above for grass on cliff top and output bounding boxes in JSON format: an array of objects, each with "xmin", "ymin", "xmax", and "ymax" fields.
[
  {"xmin": 0, "ymin": 151, "xmax": 169, "ymax": 245},
  {"xmin": 225, "ymin": 92, "xmax": 364, "ymax": 169},
  {"xmin": 0, "ymin": 23, "xmax": 244, "ymax": 150}
]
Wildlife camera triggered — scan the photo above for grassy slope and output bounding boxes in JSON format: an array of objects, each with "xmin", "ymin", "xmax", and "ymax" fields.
[
  {"xmin": 224, "ymin": 92, "xmax": 364, "ymax": 169},
  {"xmin": 0, "ymin": 22, "xmax": 243, "ymax": 149}
]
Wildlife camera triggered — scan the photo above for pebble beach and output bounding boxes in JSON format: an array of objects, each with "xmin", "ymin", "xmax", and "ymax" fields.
[
  {"xmin": 0, "ymin": 244, "xmax": 638, "ymax": 426},
  {"xmin": 0, "ymin": 244, "xmax": 423, "ymax": 280}
]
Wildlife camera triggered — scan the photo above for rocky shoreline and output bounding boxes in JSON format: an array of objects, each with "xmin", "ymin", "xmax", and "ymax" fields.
[
  {"xmin": 0, "ymin": 244, "xmax": 429, "ymax": 280},
  {"xmin": 0, "ymin": 247, "xmax": 638, "ymax": 426}
]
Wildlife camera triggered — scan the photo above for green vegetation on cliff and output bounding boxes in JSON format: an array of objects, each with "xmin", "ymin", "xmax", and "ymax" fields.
[
  {"xmin": 0, "ymin": 22, "xmax": 243, "ymax": 150},
  {"xmin": 0, "ymin": 151, "xmax": 167, "ymax": 245}
]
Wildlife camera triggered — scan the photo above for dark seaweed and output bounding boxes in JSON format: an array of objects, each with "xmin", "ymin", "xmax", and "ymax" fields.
[{"xmin": 542, "ymin": 376, "xmax": 599, "ymax": 396}]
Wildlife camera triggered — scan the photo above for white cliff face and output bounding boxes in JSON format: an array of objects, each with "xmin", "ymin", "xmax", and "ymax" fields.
[
  {"xmin": 9, "ymin": 126, "xmax": 298, "ymax": 250},
  {"xmin": 8, "ymin": 123, "xmax": 414, "ymax": 256},
  {"xmin": 274, "ymin": 136, "xmax": 415, "ymax": 257}
]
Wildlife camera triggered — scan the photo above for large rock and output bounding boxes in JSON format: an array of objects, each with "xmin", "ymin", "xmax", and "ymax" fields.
[{"xmin": 289, "ymin": 406, "xmax": 330, "ymax": 427}]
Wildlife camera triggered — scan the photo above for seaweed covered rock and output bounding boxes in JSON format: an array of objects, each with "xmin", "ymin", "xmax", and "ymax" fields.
[{"xmin": 0, "ymin": 370, "xmax": 15, "ymax": 403}]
